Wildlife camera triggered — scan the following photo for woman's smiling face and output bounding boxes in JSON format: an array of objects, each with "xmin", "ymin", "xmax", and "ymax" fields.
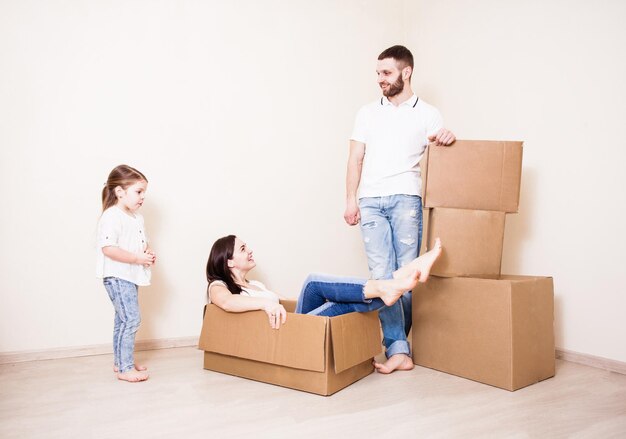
[{"xmin": 228, "ymin": 237, "xmax": 256, "ymax": 273}]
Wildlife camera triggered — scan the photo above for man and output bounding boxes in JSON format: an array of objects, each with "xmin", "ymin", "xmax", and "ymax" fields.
[{"xmin": 344, "ymin": 45, "xmax": 455, "ymax": 374}]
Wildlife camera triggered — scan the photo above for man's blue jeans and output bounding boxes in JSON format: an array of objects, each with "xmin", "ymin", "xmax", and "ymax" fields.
[
  {"xmin": 103, "ymin": 277, "xmax": 141, "ymax": 373},
  {"xmin": 295, "ymin": 273, "xmax": 384, "ymax": 316},
  {"xmin": 358, "ymin": 195, "xmax": 422, "ymax": 358}
]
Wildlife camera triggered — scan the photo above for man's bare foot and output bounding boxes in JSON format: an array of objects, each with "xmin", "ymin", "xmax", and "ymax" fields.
[
  {"xmin": 373, "ymin": 353, "xmax": 415, "ymax": 374},
  {"xmin": 113, "ymin": 364, "xmax": 147, "ymax": 373},
  {"xmin": 393, "ymin": 238, "xmax": 443, "ymax": 283},
  {"xmin": 117, "ymin": 370, "xmax": 149, "ymax": 382}
]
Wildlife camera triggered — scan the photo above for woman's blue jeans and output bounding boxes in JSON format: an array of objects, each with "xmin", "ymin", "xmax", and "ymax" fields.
[
  {"xmin": 103, "ymin": 277, "xmax": 141, "ymax": 373},
  {"xmin": 295, "ymin": 273, "xmax": 384, "ymax": 316}
]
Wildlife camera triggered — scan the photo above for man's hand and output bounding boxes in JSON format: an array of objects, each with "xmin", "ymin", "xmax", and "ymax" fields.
[
  {"xmin": 428, "ymin": 128, "xmax": 456, "ymax": 146},
  {"xmin": 344, "ymin": 201, "xmax": 361, "ymax": 226}
]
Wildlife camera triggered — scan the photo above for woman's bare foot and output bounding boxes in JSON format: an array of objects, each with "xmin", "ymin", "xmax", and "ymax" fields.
[
  {"xmin": 365, "ymin": 269, "xmax": 420, "ymax": 306},
  {"xmin": 393, "ymin": 238, "xmax": 443, "ymax": 283},
  {"xmin": 373, "ymin": 353, "xmax": 415, "ymax": 374},
  {"xmin": 113, "ymin": 364, "xmax": 147, "ymax": 373},
  {"xmin": 117, "ymin": 370, "xmax": 149, "ymax": 382}
]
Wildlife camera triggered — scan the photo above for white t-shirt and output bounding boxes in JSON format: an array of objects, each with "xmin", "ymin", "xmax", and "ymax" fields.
[
  {"xmin": 96, "ymin": 206, "xmax": 151, "ymax": 286},
  {"xmin": 207, "ymin": 280, "xmax": 279, "ymax": 304},
  {"xmin": 351, "ymin": 94, "xmax": 443, "ymax": 198}
]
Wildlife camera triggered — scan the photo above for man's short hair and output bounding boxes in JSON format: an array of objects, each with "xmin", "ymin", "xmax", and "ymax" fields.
[{"xmin": 378, "ymin": 45, "xmax": 414, "ymax": 69}]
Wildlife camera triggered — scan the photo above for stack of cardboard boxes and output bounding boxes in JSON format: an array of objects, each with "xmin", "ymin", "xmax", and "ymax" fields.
[{"xmin": 413, "ymin": 140, "xmax": 555, "ymax": 391}]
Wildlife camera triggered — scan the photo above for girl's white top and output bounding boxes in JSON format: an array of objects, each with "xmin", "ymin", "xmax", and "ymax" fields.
[
  {"xmin": 96, "ymin": 206, "xmax": 151, "ymax": 286},
  {"xmin": 207, "ymin": 280, "xmax": 279, "ymax": 304}
]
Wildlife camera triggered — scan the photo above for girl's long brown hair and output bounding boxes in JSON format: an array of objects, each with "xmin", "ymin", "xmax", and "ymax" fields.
[{"xmin": 102, "ymin": 165, "xmax": 148, "ymax": 211}]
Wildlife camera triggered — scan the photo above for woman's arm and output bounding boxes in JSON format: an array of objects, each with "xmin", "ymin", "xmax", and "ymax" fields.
[{"xmin": 210, "ymin": 283, "xmax": 287, "ymax": 329}]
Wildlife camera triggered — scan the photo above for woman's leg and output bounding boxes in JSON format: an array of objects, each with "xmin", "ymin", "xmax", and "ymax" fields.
[
  {"xmin": 393, "ymin": 238, "xmax": 443, "ymax": 282},
  {"xmin": 297, "ymin": 242, "xmax": 443, "ymax": 317},
  {"xmin": 296, "ymin": 273, "xmax": 371, "ymax": 314},
  {"xmin": 296, "ymin": 272, "xmax": 421, "ymax": 315}
]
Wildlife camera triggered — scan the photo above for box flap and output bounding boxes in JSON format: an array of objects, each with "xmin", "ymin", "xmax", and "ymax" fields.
[
  {"xmin": 424, "ymin": 140, "xmax": 523, "ymax": 212},
  {"xmin": 280, "ymin": 299, "xmax": 297, "ymax": 313},
  {"xmin": 199, "ymin": 305, "xmax": 328, "ymax": 372},
  {"xmin": 330, "ymin": 311, "xmax": 381, "ymax": 374}
]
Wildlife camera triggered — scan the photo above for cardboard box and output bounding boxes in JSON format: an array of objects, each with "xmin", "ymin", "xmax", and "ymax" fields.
[
  {"xmin": 198, "ymin": 300, "xmax": 382, "ymax": 396},
  {"xmin": 422, "ymin": 140, "xmax": 523, "ymax": 212},
  {"xmin": 425, "ymin": 207, "xmax": 506, "ymax": 277},
  {"xmin": 412, "ymin": 275, "xmax": 555, "ymax": 391}
]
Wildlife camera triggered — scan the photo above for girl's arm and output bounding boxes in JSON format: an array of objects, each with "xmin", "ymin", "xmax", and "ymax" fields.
[
  {"xmin": 102, "ymin": 246, "xmax": 155, "ymax": 266},
  {"xmin": 210, "ymin": 283, "xmax": 287, "ymax": 329}
]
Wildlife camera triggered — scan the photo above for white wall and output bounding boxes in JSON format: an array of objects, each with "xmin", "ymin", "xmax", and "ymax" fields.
[
  {"xmin": 1, "ymin": 0, "xmax": 624, "ymax": 364},
  {"xmin": 0, "ymin": 0, "xmax": 403, "ymax": 352},
  {"xmin": 405, "ymin": 0, "xmax": 626, "ymax": 362}
]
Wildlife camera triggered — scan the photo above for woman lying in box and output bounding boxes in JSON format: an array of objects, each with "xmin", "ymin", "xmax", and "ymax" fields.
[{"xmin": 206, "ymin": 235, "xmax": 442, "ymax": 329}]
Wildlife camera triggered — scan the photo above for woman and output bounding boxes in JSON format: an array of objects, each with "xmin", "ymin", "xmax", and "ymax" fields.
[{"xmin": 206, "ymin": 235, "xmax": 442, "ymax": 329}]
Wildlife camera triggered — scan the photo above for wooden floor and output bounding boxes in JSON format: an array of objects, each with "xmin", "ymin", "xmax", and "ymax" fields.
[{"xmin": 1, "ymin": 347, "xmax": 625, "ymax": 438}]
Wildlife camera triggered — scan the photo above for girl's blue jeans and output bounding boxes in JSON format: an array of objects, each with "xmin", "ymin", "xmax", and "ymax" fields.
[{"xmin": 103, "ymin": 277, "xmax": 141, "ymax": 373}]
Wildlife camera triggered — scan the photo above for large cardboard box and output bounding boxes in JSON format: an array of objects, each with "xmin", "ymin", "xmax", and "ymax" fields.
[
  {"xmin": 425, "ymin": 207, "xmax": 506, "ymax": 277},
  {"xmin": 412, "ymin": 275, "xmax": 555, "ymax": 391},
  {"xmin": 422, "ymin": 140, "xmax": 523, "ymax": 212},
  {"xmin": 199, "ymin": 300, "xmax": 382, "ymax": 396}
]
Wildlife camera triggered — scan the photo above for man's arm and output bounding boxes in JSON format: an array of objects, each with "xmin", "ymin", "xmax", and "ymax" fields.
[{"xmin": 344, "ymin": 140, "xmax": 365, "ymax": 226}]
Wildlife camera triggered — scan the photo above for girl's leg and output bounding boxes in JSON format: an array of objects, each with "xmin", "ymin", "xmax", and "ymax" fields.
[
  {"xmin": 112, "ymin": 313, "xmax": 121, "ymax": 370},
  {"xmin": 103, "ymin": 278, "xmax": 122, "ymax": 370},
  {"xmin": 103, "ymin": 277, "xmax": 147, "ymax": 382}
]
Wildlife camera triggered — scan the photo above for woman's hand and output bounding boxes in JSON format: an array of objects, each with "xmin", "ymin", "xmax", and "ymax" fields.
[{"xmin": 264, "ymin": 303, "xmax": 287, "ymax": 329}]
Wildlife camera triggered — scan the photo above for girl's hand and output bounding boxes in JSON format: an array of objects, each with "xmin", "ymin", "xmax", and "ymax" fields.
[
  {"xmin": 136, "ymin": 252, "xmax": 156, "ymax": 266},
  {"xmin": 264, "ymin": 303, "xmax": 287, "ymax": 329},
  {"xmin": 145, "ymin": 249, "xmax": 156, "ymax": 265}
]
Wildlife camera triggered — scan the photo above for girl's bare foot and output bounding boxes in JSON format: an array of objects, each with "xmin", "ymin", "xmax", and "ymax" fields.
[
  {"xmin": 113, "ymin": 364, "xmax": 147, "ymax": 373},
  {"xmin": 373, "ymin": 353, "xmax": 415, "ymax": 374},
  {"xmin": 393, "ymin": 238, "xmax": 443, "ymax": 283},
  {"xmin": 117, "ymin": 370, "xmax": 149, "ymax": 382}
]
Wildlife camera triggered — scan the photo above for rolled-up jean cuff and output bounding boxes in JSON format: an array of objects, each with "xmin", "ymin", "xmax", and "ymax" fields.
[
  {"xmin": 385, "ymin": 340, "xmax": 411, "ymax": 358},
  {"xmin": 361, "ymin": 290, "xmax": 373, "ymax": 303}
]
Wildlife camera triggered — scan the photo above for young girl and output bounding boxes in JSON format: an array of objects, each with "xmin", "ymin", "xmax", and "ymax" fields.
[{"xmin": 96, "ymin": 165, "xmax": 155, "ymax": 383}]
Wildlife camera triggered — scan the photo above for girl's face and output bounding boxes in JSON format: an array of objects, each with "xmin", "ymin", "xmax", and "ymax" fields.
[
  {"xmin": 228, "ymin": 237, "xmax": 256, "ymax": 273},
  {"xmin": 116, "ymin": 180, "xmax": 147, "ymax": 214}
]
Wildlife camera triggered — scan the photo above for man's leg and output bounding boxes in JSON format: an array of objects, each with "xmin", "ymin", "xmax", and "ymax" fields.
[
  {"xmin": 389, "ymin": 195, "xmax": 423, "ymax": 336},
  {"xmin": 359, "ymin": 197, "xmax": 413, "ymax": 373},
  {"xmin": 372, "ymin": 195, "xmax": 422, "ymax": 373}
]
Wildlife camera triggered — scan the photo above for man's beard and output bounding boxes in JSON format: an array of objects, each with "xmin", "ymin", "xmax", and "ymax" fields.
[{"xmin": 382, "ymin": 75, "xmax": 404, "ymax": 97}]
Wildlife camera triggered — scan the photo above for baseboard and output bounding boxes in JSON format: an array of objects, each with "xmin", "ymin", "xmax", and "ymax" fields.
[
  {"xmin": 3, "ymin": 341, "xmax": 624, "ymax": 375},
  {"xmin": 556, "ymin": 348, "xmax": 626, "ymax": 375},
  {"xmin": 0, "ymin": 336, "xmax": 198, "ymax": 365}
]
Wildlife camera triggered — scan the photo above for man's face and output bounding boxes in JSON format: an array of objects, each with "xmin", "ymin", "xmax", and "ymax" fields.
[{"xmin": 376, "ymin": 58, "xmax": 406, "ymax": 97}]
